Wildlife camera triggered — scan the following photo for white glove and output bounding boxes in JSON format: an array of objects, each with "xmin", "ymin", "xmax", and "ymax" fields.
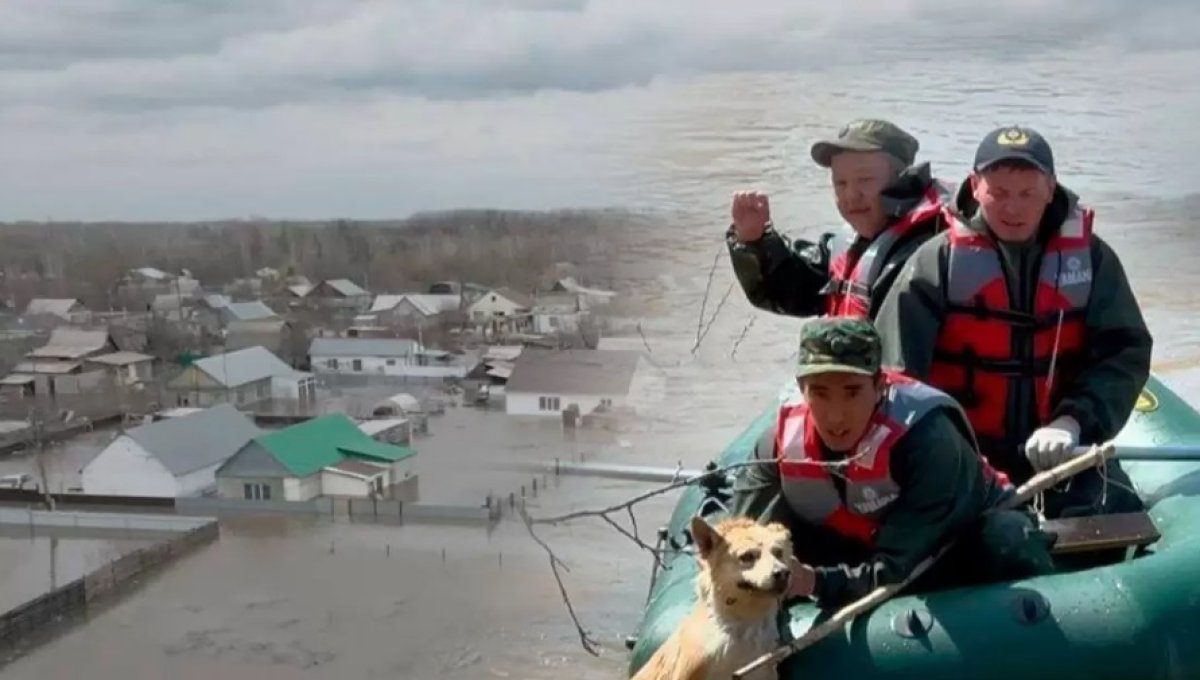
[{"xmin": 1024, "ymin": 416, "xmax": 1081, "ymax": 472}]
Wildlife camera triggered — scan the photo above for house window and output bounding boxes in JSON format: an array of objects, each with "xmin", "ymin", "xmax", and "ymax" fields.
[
  {"xmin": 328, "ymin": 358, "xmax": 339, "ymax": 369},
  {"xmin": 352, "ymin": 359, "xmax": 363, "ymax": 372},
  {"xmin": 386, "ymin": 359, "xmax": 396, "ymax": 366},
  {"xmin": 243, "ymin": 483, "xmax": 271, "ymax": 500},
  {"xmin": 600, "ymin": 398, "xmax": 613, "ymax": 408},
  {"xmin": 538, "ymin": 396, "xmax": 561, "ymax": 412}
]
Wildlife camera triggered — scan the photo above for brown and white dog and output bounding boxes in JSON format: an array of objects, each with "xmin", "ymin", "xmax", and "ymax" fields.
[{"xmin": 631, "ymin": 515, "xmax": 793, "ymax": 680}]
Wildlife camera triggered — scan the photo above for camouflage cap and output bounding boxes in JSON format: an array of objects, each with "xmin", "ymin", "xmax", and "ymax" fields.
[
  {"xmin": 795, "ymin": 317, "xmax": 882, "ymax": 378},
  {"xmin": 810, "ymin": 119, "xmax": 919, "ymax": 168}
]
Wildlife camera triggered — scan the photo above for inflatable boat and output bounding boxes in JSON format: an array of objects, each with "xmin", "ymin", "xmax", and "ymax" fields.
[{"xmin": 626, "ymin": 373, "xmax": 1200, "ymax": 680}]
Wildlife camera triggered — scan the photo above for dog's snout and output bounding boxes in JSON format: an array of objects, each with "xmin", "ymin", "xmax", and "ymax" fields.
[{"xmin": 770, "ymin": 567, "xmax": 790, "ymax": 589}]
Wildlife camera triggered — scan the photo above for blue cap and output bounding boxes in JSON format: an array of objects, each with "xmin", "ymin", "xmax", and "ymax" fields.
[{"xmin": 974, "ymin": 126, "xmax": 1054, "ymax": 176}]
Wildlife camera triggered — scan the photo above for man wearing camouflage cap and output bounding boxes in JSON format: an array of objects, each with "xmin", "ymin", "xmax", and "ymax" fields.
[
  {"xmin": 726, "ymin": 118, "xmax": 954, "ymax": 320},
  {"xmin": 876, "ymin": 125, "xmax": 1151, "ymax": 521},
  {"xmin": 728, "ymin": 317, "xmax": 1054, "ymax": 608}
]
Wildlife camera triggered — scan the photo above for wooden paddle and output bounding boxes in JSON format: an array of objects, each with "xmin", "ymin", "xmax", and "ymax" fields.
[{"xmin": 730, "ymin": 440, "xmax": 1120, "ymax": 680}]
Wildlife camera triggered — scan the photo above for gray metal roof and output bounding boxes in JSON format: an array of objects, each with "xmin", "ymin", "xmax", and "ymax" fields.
[
  {"xmin": 216, "ymin": 440, "xmax": 289, "ymax": 478},
  {"xmin": 192, "ymin": 346, "xmax": 308, "ymax": 387},
  {"xmin": 309, "ymin": 337, "xmax": 419, "ymax": 358},
  {"xmin": 24, "ymin": 298, "xmax": 82, "ymax": 317},
  {"xmin": 505, "ymin": 348, "xmax": 641, "ymax": 396},
  {"xmin": 224, "ymin": 301, "xmax": 278, "ymax": 321},
  {"xmin": 27, "ymin": 329, "xmax": 112, "ymax": 359},
  {"xmin": 321, "ymin": 278, "xmax": 369, "ymax": 297},
  {"xmin": 125, "ymin": 403, "xmax": 264, "ymax": 476},
  {"xmin": 85, "ymin": 351, "xmax": 154, "ymax": 366}
]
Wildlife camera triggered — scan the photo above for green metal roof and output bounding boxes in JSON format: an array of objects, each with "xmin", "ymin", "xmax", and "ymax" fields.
[
  {"xmin": 337, "ymin": 438, "xmax": 416, "ymax": 463},
  {"xmin": 253, "ymin": 413, "xmax": 416, "ymax": 477}
]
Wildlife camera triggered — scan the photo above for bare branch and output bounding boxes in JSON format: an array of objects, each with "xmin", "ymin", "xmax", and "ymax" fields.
[
  {"xmin": 695, "ymin": 248, "xmax": 723, "ymax": 348},
  {"xmin": 531, "ymin": 459, "xmax": 776, "ymax": 526},
  {"xmin": 600, "ymin": 513, "xmax": 664, "ymax": 570},
  {"xmin": 636, "ymin": 322, "xmax": 653, "ymax": 356},
  {"xmin": 729, "ymin": 315, "xmax": 758, "ymax": 361},
  {"xmin": 692, "ymin": 283, "xmax": 735, "ymax": 355},
  {"xmin": 518, "ymin": 505, "xmax": 600, "ymax": 656}
]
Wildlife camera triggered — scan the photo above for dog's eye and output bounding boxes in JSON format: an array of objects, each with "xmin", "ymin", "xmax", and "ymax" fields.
[
  {"xmin": 738, "ymin": 550, "xmax": 760, "ymax": 565},
  {"xmin": 771, "ymin": 547, "xmax": 785, "ymax": 559}
]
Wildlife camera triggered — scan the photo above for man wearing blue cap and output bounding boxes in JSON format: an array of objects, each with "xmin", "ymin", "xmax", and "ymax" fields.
[{"xmin": 875, "ymin": 125, "xmax": 1152, "ymax": 520}]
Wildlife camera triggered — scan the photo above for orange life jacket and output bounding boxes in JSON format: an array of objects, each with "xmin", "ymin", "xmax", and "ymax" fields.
[
  {"xmin": 928, "ymin": 205, "xmax": 1094, "ymax": 457},
  {"xmin": 775, "ymin": 370, "xmax": 1010, "ymax": 545},
  {"xmin": 825, "ymin": 181, "xmax": 953, "ymax": 318}
]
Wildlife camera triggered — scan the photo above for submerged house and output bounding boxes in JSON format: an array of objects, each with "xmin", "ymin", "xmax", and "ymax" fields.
[
  {"xmin": 215, "ymin": 413, "xmax": 417, "ymax": 501},
  {"xmin": 80, "ymin": 404, "xmax": 263, "ymax": 497},
  {"xmin": 167, "ymin": 345, "xmax": 315, "ymax": 407}
]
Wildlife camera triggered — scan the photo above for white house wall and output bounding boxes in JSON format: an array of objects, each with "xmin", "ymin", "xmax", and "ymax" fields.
[
  {"xmin": 282, "ymin": 474, "xmax": 322, "ymax": 501},
  {"xmin": 320, "ymin": 469, "xmax": 388, "ymax": 497},
  {"xmin": 217, "ymin": 476, "xmax": 285, "ymax": 501},
  {"xmin": 270, "ymin": 375, "xmax": 313, "ymax": 400},
  {"xmin": 532, "ymin": 312, "xmax": 581, "ymax": 335},
  {"xmin": 81, "ymin": 435, "xmax": 178, "ymax": 497},
  {"xmin": 505, "ymin": 392, "xmax": 623, "ymax": 417},
  {"xmin": 311, "ymin": 356, "xmax": 468, "ymax": 379},
  {"xmin": 470, "ymin": 294, "xmax": 527, "ymax": 320}
]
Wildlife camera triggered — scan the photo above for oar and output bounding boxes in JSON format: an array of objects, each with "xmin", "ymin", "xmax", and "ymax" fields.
[
  {"xmin": 731, "ymin": 440, "xmax": 1120, "ymax": 680},
  {"xmin": 1109, "ymin": 444, "xmax": 1200, "ymax": 461},
  {"xmin": 490, "ymin": 444, "xmax": 1199, "ymax": 494}
]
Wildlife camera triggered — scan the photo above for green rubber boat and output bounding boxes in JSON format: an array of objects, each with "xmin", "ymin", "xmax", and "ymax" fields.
[{"xmin": 626, "ymin": 373, "xmax": 1200, "ymax": 680}]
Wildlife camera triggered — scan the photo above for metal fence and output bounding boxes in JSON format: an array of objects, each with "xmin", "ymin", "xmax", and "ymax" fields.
[
  {"xmin": 0, "ymin": 507, "xmax": 212, "ymax": 534},
  {"xmin": 176, "ymin": 495, "xmax": 493, "ymax": 526},
  {"xmin": 0, "ymin": 521, "xmax": 219, "ymax": 659}
]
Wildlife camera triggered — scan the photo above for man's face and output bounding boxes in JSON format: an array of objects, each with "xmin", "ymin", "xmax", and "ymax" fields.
[
  {"xmin": 830, "ymin": 151, "xmax": 894, "ymax": 238},
  {"xmin": 970, "ymin": 165, "xmax": 1056, "ymax": 242},
  {"xmin": 799, "ymin": 372, "xmax": 883, "ymax": 451}
]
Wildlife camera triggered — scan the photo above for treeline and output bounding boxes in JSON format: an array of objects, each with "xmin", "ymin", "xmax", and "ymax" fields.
[{"xmin": 0, "ymin": 209, "xmax": 632, "ymax": 309}]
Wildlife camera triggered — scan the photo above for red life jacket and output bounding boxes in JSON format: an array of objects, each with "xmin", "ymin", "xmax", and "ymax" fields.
[
  {"xmin": 774, "ymin": 370, "xmax": 1010, "ymax": 545},
  {"xmin": 928, "ymin": 204, "xmax": 1094, "ymax": 454},
  {"xmin": 825, "ymin": 181, "xmax": 953, "ymax": 318}
]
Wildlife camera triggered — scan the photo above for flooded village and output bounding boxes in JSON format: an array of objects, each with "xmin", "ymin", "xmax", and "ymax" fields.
[{"xmin": 0, "ymin": 214, "xmax": 672, "ymax": 678}]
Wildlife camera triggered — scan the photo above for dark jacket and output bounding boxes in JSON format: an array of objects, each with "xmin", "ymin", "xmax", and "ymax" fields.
[
  {"xmin": 875, "ymin": 179, "xmax": 1153, "ymax": 481},
  {"xmin": 728, "ymin": 404, "xmax": 1009, "ymax": 609},
  {"xmin": 725, "ymin": 162, "xmax": 946, "ymax": 320}
]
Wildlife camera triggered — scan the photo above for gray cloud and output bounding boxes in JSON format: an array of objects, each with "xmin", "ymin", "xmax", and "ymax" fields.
[
  {"xmin": 1, "ymin": 0, "xmax": 1197, "ymax": 111},
  {"xmin": 0, "ymin": 0, "xmax": 1196, "ymax": 220}
]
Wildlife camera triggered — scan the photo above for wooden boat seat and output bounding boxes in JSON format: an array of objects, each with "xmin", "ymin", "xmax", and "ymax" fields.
[{"xmin": 1041, "ymin": 511, "xmax": 1160, "ymax": 555}]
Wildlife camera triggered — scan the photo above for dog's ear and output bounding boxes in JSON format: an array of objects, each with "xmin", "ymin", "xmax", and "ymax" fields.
[{"xmin": 690, "ymin": 516, "xmax": 723, "ymax": 559}]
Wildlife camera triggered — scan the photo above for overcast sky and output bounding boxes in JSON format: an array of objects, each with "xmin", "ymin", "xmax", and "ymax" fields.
[{"xmin": 0, "ymin": 0, "xmax": 1194, "ymax": 221}]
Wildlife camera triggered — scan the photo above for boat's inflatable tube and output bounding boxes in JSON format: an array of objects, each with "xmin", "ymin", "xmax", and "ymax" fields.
[{"xmin": 627, "ymin": 373, "xmax": 1200, "ymax": 680}]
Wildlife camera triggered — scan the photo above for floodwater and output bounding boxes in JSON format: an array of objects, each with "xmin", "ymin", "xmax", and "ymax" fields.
[
  {"xmin": 0, "ymin": 427, "xmax": 114, "ymax": 494},
  {"xmin": 5, "ymin": 44, "xmax": 1200, "ymax": 679},
  {"xmin": 1, "ymin": 480, "xmax": 675, "ymax": 679},
  {"xmin": 0, "ymin": 535, "xmax": 155, "ymax": 612}
]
